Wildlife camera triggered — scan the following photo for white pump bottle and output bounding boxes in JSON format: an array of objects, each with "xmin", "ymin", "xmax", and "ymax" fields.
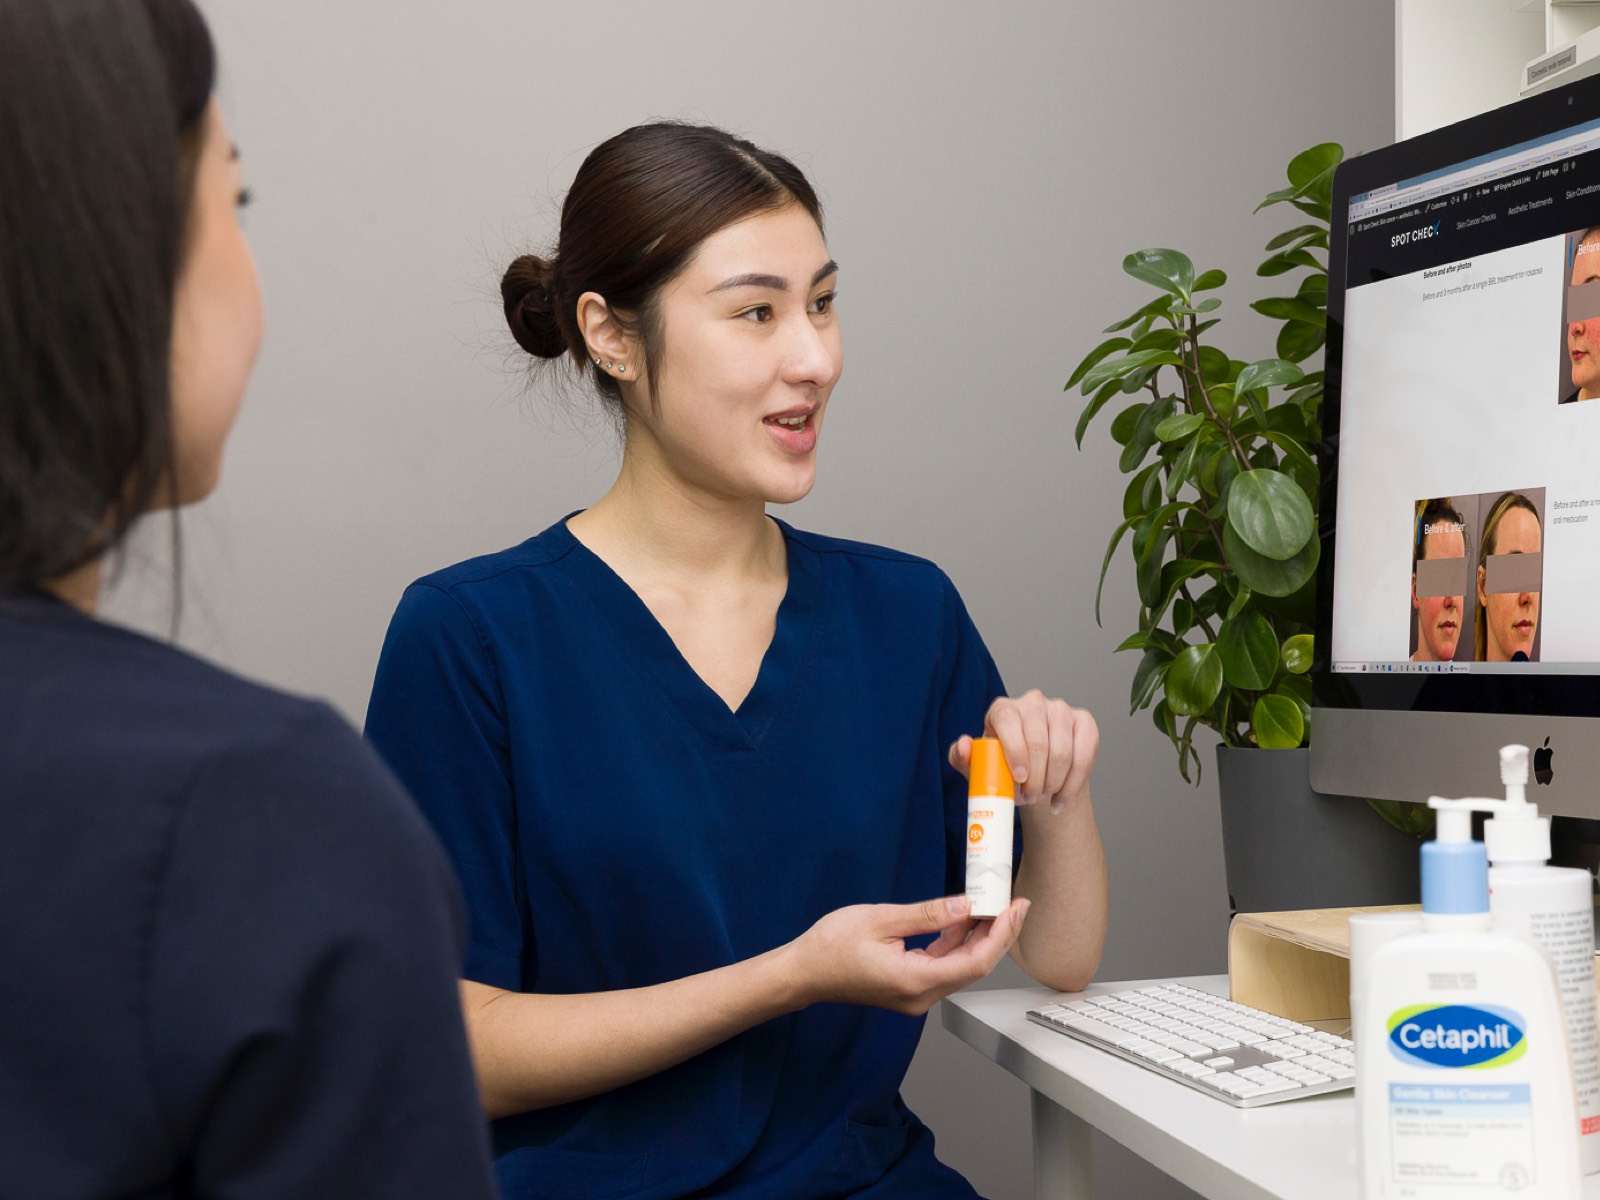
[{"xmin": 1481, "ymin": 744, "xmax": 1600, "ymax": 1175}]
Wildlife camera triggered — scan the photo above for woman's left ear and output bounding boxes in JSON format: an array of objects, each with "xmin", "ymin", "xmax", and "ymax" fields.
[{"xmin": 575, "ymin": 291, "xmax": 634, "ymax": 377}]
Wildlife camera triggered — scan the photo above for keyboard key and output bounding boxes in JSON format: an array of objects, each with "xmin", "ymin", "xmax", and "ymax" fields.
[
  {"xmin": 1060, "ymin": 1016, "xmax": 1139, "ymax": 1046},
  {"xmin": 1171, "ymin": 1060, "xmax": 1215, "ymax": 1079},
  {"xmin": 1202, "ymin": 1055, "xmax": 1234, "ymax": 1067}
]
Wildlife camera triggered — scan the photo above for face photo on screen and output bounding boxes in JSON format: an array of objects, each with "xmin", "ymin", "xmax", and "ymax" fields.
[
  {"xmin": 1474, "ymin": 490, "xmax": 1544, "ymax": 662},
  {"xmin": 1411, "ymin": 497, "xmax": 1469, "ymax": 662},
  {"xmin": 1565, "ymin": 225, "xmax": 1600, "ymax": 403}
]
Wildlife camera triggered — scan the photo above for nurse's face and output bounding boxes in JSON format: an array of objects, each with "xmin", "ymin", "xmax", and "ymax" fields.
[
  {"xmin": 1570, "ymin": 235, "xmax": 1600, "ymax": 399},
  {"xmin": 1478, "ymin": 505, "xmax": 1541, "ymax": 662},
  {"xmin": 1412, "ymin": 527, "xmax": 1465, "ymax": 662},
  {"xmin": 632, "ymin": 204, "xmax": 841, "ymax": 506}
]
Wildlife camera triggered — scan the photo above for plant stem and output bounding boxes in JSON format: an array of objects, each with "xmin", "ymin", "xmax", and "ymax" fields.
[
  {"xmin": 1179, "ymin": 581, "xmax": 1217, "ymax": 642},
  {"xmin": 1181, "ymin": 315, "xmax": 1251, "ymax": 471}
]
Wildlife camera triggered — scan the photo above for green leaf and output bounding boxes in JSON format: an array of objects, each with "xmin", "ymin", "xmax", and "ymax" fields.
[
  {"xmin": 1120, "ymin": 397, "xmax": 1178, "ymax": 474},
  {"xmin": 1226, "ymin": 585, "xmax": 1253, "ymax": 620},
  {"xmin": 1216, "ymin": 610, "xmax": 1278, "ymax": 691},
  {"xmin": 1276, "ymin": 672, "xmax": 1313, "ymax": 724},
  {"xmin": 1250, "ymin": 296, "xmax": 1325, "ymax": 325},
  {"xmin": 1123, "ymin": 248, "xmax": 1196, "ymax": 300},
  {"xmin": 1277, "ymin": 320, "xmax": 1327, "ymax": 363},
  {"xmin": 1228, "ymin": 468, "xmax": 1314, "ymax": 560},
  {"xmin": 1130, "ymin": 646, "xmax": 1168, "ymax": 713},
  {"xmin": 1170, "ymin": 596, "xmax": 1195, "ymax": 636},
  {"xmin": 1080, "ymin": 348, "xmax": 1184, "ymax": 394},
  {"xmin": 1197, "ymin": 346, "xmax": 1233, "ymax": 387},
  {"xmin": 1167, "ymin": 643, "xmax": 1224, "ymax": 716},
  {"xmin": 1298, "ymin": 273, "xmax": 1329, "ymax": 301},
  {"xmin": 1233, "ymin": 358, "xmax": 1305, "ymax": 399},
  {"xmin": 1115, "ymin": 630, "xmax": 1149, "ymax": 652},
  {"xmin": 1103, "ymin": 293, "xmax": 1175, "ymax": 334},
  {"xmin": 1224, "ymin": 522, "xmax": 1320, "ymax": 597},
  {"xmin": 1256, "ymin": 143, "xmax": 1343, "ymax": 213},
  {"xmin": 1155, "ymin": 412, "xmax": 1205, "ymax": 442},
  {"xmin": 1123, "ymin": 462, "xmax": 1161, "ymax": 520},
  {"xmin": 1281, "ymin": 633, "xmax": 1314, "ymax": 674},
  {"xmin": 1075, "ymin": 378, "xmax": 1123, "ymax": 450},
  {"xmin": 1066, "ymin": 337, "xmax": 1133, "ymax": 393},
  {"xmin": 1252, "ymin": 694, "xmax": 1305, "ymax": 748},
  {"xmin": 1365, "ymin": 797, "xmax": 1434, "ymax": 838},
  {"xmin": 1165, "ymin": 436, "xmax": 1205, "ymax": 500},
  {"xmin": 1261, "ymin": 431, "xmax": 1317, "ymax": 476},
  {"xmin": 1193, "ymin": 268, "xmax": 1227, "ymax": 292},
  {"xmin": 1094, "ymin": 517, "xmax": 1138, "ymax": 625},
  {"xmin": 1264, "ymin": 223, "xmax": 1327, "ymax": 252},
  {"xmin": 1109, "ymin": 401, "xmax": 1146, "ymax": 447},
  {"xmin": 1286, "ymin": 142, "xmax": 1343, "ymax": 192},
  {"xmin": 1130, "ymin": 326, "xmax": 1185, "ymax": 353},
  {"xmin": 1258, "ymin": 248, "xmax": 1324, "ymax": 277}
]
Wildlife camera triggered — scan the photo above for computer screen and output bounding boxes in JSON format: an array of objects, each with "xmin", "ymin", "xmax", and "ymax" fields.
[{"xmin": 1314, "ymin": 74, "xmax": 1600, "ymax": 815}]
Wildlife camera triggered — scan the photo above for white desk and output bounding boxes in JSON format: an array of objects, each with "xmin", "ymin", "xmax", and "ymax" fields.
[{"xmin": 942, "ymin": 976, "xmax": 1600, "ymax": 1200}]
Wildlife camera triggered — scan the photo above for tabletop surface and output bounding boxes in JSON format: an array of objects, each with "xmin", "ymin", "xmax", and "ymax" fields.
[{"xmin": 942, "ymin": 976, "xmax": 1600, "ymax": 1200}]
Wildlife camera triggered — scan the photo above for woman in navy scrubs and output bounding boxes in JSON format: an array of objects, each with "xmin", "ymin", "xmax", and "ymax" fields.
[
  {"xmin": 0, "ymin": 2, "xmax": 495, "ymax": 1194},
  {"xmin": 367, "ymin": 122, "xmax": 1109, "ymax": 1199}
]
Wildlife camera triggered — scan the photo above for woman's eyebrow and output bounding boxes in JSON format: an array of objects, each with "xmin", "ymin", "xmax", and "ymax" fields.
[
  {"xmin": 710, "ymin": 260, "xmax": 840, "ymax": 294},
  {"xmin": 229, "ymin": 143, "xmax": 241, "ymax": 162}
]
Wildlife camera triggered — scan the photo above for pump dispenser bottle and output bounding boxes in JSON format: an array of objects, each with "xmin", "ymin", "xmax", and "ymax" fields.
[
  {"xmin": 964, "ymin": 738, "xmax": 1015, "ymax": 919},
  {"xmin": 1357, "ymin": 797, "xmax": 1579, "ymax": 1197},
  {"xmin": 1483, "ymin": 744, "xmax": 1600, "ymax": 1174}
]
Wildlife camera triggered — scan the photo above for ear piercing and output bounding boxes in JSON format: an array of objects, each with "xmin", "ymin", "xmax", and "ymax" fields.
[{"xmin": 591, "ymin": 358, "xmax": 627, "ymax": 374}]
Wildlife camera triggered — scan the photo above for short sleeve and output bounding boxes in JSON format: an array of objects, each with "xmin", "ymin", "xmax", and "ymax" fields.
[
  {"xmin": 934, "ymin": 575, "xmax": 1014, "ymax": 896},
  {"xmin": 365, "ymin": 582, "xmax": 527, "ymax": 990},
  {"xmin": 146, "ymin": 707, "xmax": 496, "ymax": 1199}
]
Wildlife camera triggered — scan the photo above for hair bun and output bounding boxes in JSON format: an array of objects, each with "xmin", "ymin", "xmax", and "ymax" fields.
[{"xmin": 501, "ymin": 254, "xmax": 568, "ymax": 359}]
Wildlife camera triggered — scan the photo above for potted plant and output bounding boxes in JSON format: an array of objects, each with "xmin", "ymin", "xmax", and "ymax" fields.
[{"xmin": 1068, "ymin": 143, "xmax": 1428, "ymax": 915}]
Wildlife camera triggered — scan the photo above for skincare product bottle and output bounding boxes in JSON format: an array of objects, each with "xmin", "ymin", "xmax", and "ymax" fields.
[
  {"xmin": 1483, "ymin": 744, "xmax": 1600, "ymax": 1175},
  {"xmin": 964, "ymin": 737, "xmax": 1014, "ymax": 919},
  {"xmin": 1357, "ymin": 797, "xmax": 1580, "ymax": 1198}
]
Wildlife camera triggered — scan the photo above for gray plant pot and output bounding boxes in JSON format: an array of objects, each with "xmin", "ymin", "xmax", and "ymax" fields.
[{"xmin": 1216, "ymin": 745, "xmax": 1421, "ymax": 916}]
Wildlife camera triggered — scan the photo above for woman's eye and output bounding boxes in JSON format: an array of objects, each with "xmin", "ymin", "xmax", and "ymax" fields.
[
  {"xmin": 740, "ymin": 305, "xmax": 774, "ymax": 323},
  {"xmin": 811, "ymin": 292, "xmax": 836, "ymax": 315},
  {"xmin": 236, "ymin": 187, "xmax": 255, "ymax": 210}
]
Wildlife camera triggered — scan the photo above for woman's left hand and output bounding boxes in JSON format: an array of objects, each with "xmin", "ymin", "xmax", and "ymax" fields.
[{"xmin": 947, "ymin": 690, "xmax": 1098, "ymax": 813}]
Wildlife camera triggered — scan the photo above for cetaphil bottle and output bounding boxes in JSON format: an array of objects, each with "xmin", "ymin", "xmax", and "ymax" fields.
[{"xmin": 1356, "ymin": 795, "xmax": 1579, "ymax": 1198}]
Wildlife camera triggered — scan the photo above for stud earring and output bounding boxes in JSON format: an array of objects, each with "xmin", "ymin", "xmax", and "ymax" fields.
[{"xmin": 616, "ymin": 363, "xmax": 627, "ymax": 373}]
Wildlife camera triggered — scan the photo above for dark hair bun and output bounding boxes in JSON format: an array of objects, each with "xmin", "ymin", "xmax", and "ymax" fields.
[{"xmin": 501, "ymin": 254, "xmax": 568, "ymax": 359}]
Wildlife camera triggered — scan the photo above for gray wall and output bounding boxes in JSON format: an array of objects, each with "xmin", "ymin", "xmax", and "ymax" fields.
[{"xmin": 113, "ymin": 4, "xmax": 1394, "ymax": 1196}]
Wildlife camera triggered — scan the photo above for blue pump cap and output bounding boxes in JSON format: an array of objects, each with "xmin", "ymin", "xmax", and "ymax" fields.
[{"xmin": 1420, "ymin": 837, "xmax": 1489, "ymax": 914}]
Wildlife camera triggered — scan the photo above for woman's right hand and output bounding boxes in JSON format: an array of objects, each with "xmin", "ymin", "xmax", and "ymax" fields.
[{"xmin": 786, "ymin": 893, "xmax": 1029, "ymax": 1015}]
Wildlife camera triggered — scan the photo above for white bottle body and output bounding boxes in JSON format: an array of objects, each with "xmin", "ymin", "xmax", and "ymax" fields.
[
  {"xmin": 1357, "ymin": 924, "xmax": 1580, "ymax": 1199},
  {"xmin": 964, "ymin": 794, "xmax": 1014, "ymax": 918},
  {"xmin": 1489, "ymin": 862, "xmax": 1600, "ymax": 1174}
]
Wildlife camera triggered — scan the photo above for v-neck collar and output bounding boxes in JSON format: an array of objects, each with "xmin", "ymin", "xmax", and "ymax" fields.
[{"xmin": 553, "ymin": 515, "xmax": 824, "ymax": 754}]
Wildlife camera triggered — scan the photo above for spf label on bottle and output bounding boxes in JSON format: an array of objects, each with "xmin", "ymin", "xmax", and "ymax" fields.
[{"xmin": 965, "ymin": 797, "xmax": 1014, "ymax": 918}]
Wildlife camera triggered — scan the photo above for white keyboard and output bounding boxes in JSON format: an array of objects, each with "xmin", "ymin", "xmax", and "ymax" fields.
[{"xmin": 1027, "ymin": 983, "xmax": 1356, "ymax": 1108}]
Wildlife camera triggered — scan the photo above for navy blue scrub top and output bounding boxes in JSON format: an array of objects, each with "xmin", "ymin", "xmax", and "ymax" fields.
[{"xmin": 366, "ymin": 517, "xmax": 1012, "ymax": 1199}]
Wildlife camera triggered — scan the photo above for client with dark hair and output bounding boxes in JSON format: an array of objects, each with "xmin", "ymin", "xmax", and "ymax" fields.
[{"xmin": 0, "ymin": 2, "xmax": 495, "ymax": 1194}]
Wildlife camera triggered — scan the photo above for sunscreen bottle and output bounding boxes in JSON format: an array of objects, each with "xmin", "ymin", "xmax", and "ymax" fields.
[
  {"xmin": 964, "ymin": 738, "xmax": 1015, "ymax": 918},
  {"xmin": 1357, "ymin": 796, "xmax": 1579, "ymax": 1198},
  {"xmin": 1482, "ymin": 744, "xmax": 1600, "ymax": 1175}
]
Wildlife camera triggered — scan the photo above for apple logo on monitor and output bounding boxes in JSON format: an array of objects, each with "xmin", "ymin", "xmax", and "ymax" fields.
[{"xmin": 1534, "ymin": 736, "xmax": 1555, "ymax": 786}]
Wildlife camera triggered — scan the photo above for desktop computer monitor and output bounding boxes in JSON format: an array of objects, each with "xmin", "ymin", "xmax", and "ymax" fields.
[{"xmin": 1314, "ymin": 72, "xmax": 1600, "ymax": 818}]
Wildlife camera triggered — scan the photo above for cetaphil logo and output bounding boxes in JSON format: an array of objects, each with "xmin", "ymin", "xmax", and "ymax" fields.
[{"xmin": 1387, "ymin": 1004, "xmax": 1527, "ymax": 1069}]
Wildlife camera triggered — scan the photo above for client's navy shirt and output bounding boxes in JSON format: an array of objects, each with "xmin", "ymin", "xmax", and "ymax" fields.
[
  {"xmin": 0, "ymin": 590, "xmax": 496, "ymax": 1199},
  {"xmin": 366, "ymin": 518, "xmax": 1009, "ymax": 1200}
]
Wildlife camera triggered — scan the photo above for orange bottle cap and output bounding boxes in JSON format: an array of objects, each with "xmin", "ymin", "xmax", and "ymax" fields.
[{"xmin": 968, "ymin": 737, "xmax": 1015, "ymax": 799}]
